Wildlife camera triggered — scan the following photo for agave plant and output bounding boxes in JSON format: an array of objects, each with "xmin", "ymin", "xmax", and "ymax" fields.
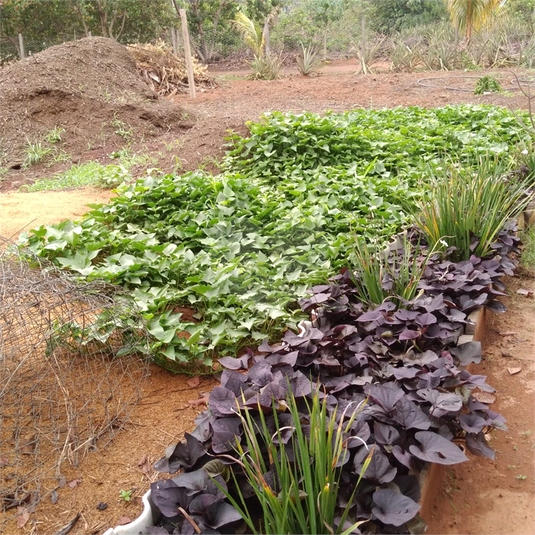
[
  {"xmin": 296, "ymin": 42, "xmax": 320, "ymax": 76},
  {"xmin": 249, "ymin": 53, "xmax": 283, "ymax": 80}
]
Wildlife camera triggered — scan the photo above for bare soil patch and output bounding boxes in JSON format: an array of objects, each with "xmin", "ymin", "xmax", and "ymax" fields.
[
  {"xmin": 1, "ymin": 47, "xmax": 533, "ymax": 192},
  {"xmin": 0, "ymin": 188, "xmax": 115, "ymax": 240},
  {"xmin": 1, "ymin": 55, "xmax": 534, "ymax": 534}
]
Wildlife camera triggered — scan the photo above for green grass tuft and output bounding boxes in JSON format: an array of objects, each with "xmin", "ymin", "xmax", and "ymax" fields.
[
  {"xmin": 21, "ymin": 161, "xmax": 129, "ymax": 192},
  {"xmin": 520, "ymin": 226, "xmax": 535, "ymax": 270}
]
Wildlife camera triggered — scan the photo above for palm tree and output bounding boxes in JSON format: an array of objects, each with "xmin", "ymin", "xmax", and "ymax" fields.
[
  {"xmin": 233, "ymin": 11, "xmax": 264, "ymax": 58},
  {"xmin": 446, "ymin": 0, "xmax": 501, "ymax": 40}
]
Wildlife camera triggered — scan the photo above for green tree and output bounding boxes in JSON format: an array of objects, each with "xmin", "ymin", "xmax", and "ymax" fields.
[
  {"xmin": 0, "ymin": 0, "xmax": 77, "ymax": 58},
  {"xmin": 180, "ymin": 0, "xmax": 239, "ymax": 62},
  {"xmin": 271, "ymin": 0, "xmax": 352, "ymax": 53},
  {"xmin": 502, "ymin": 0, "xmax": 535, "ymax": 31},
  {"xmin": 307, "ymin": 0, "xmax": 347, "ymax": 58},
  {"xmin": 368, "ymin": 0, "xmax": 448, "ymax": 34},
  {"xmin": 445, "ymin": 0, "xmax": 501, "ymax": 40},
  {"xmin": 245, "ymin": 0, "xmax": 282, "ymax": 54},
  {"xmin": 75, "ymin": 0, "xmax": 174, "ymax": 42},
  {"xmin": 0, "ymin": 0, "xmax": 175, "ymax": 62}
]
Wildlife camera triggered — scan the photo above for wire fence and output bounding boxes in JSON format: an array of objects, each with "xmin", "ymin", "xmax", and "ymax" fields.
[{"xmin": 0, "ymin": 238, "xmax": 150, "ymax": 530}]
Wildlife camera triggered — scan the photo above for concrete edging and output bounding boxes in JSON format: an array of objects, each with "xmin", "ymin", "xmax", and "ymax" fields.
[{"xmin": 419, "ymin": 305, "xmax": 488, "ymax": 521}]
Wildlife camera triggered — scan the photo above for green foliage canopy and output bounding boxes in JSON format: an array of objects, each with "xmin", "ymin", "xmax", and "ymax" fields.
[
  {"xmin": 0, "ymin": 0, "xmax": 175, "ymax": 59},
  {"xmin": 368, "ymin": 0, "xmax": 448, "ymax": 34}
]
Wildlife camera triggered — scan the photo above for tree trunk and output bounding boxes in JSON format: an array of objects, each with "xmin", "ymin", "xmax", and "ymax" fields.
[
  {"xmin": 208, "ymin": 1, "xmax": 227, "ymax": 62},
  {"xmin": 18, "ymin": 33, "xmax": 25, "ymax": 59},
  {"xmin": 96, "ymin": 0, "xmax": 108, "ymax": 37},
  {"xmin": 263, "ymin": 19, "xmax": 270, "ymax": 56},
  {"xmin": 170, "ymin": 27, "xmax": 178, "ymax": 54},
  {"xmin": 179, "ymin": 8, "xmax": 196, "ymax": 99},
  {"xmin": 110, "ymin": 11, "xmax": 127, "ymax": 40},
  {"xmin": 323, "ymin": 29, "xmax": 327, "ymax": 61},
  {"xmin": 70, "ymin": 0, "xmax": 90, "ymax": 37},
  {"xmin": 6, "ymin": 34, "xmax": 22, "ymax": 58},
  {"xmin": 466, "ymin": 0, "xmax": 473, "ymax": 41}
]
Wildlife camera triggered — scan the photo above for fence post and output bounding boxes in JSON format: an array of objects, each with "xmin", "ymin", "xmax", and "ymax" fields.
[
  {"xmin": 361, "ymin": 14, "xmax": 367, "ymax": 74},
  {"xmin": 263, "ymin": 19, "xmax": 270, "ymax": 56},
  {"xmin": 18, "ymin": 33, "xmax": 25, "ymax": 59},
  {"xmin": 179, "ymin": 8, "xmax": 196, "ymax": 99}
]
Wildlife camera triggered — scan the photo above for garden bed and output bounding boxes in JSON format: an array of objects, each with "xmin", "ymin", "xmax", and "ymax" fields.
[
  {"xmin": 105, "ymin": 285, "xmax": 494, "ymax": 535},
  {"xmin": 132, "ymin": 218, "xmax": 524, "ymax": 534},
  {"xmin": 7, "ymin": 103, "xmax": 535, "ymax": 534}
]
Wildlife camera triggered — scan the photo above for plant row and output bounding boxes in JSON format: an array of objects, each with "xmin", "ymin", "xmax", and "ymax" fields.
[
  {"xmin": 19, "ymin": 105, "xmax": 532, "ymax": 371},
  {"xmin": 147, "ymin": 226, "xmax": 519, "ymax": 535}
]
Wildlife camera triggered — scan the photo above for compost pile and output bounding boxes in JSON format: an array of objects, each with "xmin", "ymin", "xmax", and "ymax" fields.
[
  {"xmin": 0, "ymin": 36, "xmax": 193, "ymax": 169},
  {"xmin": 0, "ymin": 239, "xmax": 149, "ymax": 531},
  {"xmin": 127, "ymin": 41, "xmax": 217, "ymax": 95}
]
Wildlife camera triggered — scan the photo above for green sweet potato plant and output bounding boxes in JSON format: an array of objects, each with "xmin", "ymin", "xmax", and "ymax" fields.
[{"xmin": 20, "ymin": 104, "xmax": 532, "ymax": 372}]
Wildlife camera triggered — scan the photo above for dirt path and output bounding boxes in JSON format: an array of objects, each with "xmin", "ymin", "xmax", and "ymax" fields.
[
  {"xmin": 1, "ymin": 63, "xmax": 534, "ymax": 534},
  {"xmin": 427, "ymin": 272, "xmax": 535, "ymax": 535}
]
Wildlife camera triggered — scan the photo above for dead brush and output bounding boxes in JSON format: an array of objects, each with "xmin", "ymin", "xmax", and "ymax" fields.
[{"xmin": 127, "ymin": 40, "xmax": 216, "ymax": 95}]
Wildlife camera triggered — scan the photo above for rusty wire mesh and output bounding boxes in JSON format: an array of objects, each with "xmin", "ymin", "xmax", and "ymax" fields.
[{"xmin": 0, "ymin": 239, "xmax": 150, "ymax": 526}]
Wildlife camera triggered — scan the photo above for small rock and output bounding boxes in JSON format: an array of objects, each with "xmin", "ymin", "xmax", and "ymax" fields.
[
  {"xmin": 117, "ymin": 516, "xmax": 132, "ymax": 526},
  {"xmin": 97, "ymin": 502, "xmax": 108, "ymax": 511},
  {"xmin": 501, "ymin": 351, "xmax": 514, "ymax": 358},
  {"xmin": 507, "ymin": 367, "xmax": 522, "ymax": 375}
]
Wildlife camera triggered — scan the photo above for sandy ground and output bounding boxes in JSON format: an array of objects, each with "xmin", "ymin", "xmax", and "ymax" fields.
[{"xmin": 0, "ymin": 188, "xmax": 115, "ymax": 241}]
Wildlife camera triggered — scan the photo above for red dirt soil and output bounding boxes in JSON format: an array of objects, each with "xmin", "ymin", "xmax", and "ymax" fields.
[{"xmin": 1, "ymin": 40, "xmax": 534, "ymax": 534}]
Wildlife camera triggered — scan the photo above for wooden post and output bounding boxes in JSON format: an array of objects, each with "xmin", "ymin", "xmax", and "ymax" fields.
[
  {"xmin": 361, "ymin": 14, "xmax": 366, "ymax": 74},
  {"xmin": 18, "ymin": 32, "xmax": 25, "ymax": 59},
  {"xmin": 179, "ymin": 8, "xmax": 196, "ymax": 99}
]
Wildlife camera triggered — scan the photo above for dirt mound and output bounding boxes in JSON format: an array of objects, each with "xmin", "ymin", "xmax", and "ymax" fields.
[{"xmin": 0, "ymin": 37, "xmax": 194, "ymax": 169}]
